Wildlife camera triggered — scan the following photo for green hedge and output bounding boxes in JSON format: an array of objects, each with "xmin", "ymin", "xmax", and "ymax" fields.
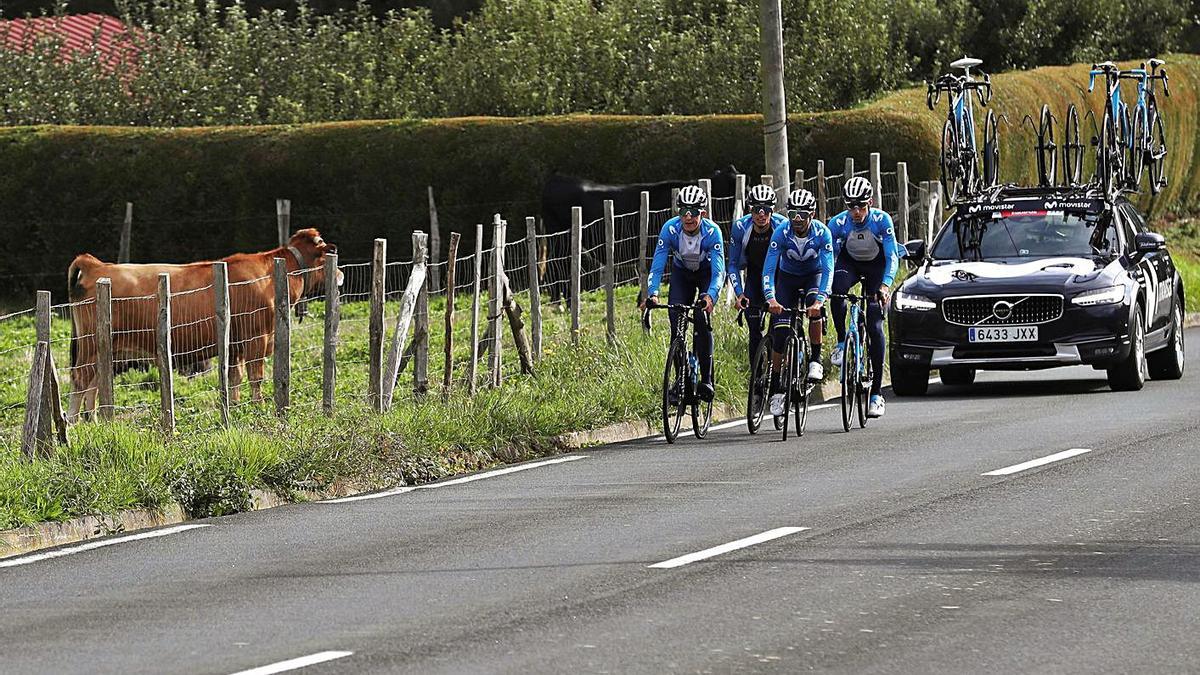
[{"xmin": 1, "ymin": 55, "xmax": 1197, "ymax": 299}]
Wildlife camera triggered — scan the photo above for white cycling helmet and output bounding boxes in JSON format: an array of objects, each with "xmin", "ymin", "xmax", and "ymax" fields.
[
  {"xmin": 843, "ymin": 176, "xmax": 874, "ymax": 204},
  {"xmin": 787, "ymin": 188, "xmax": 817, "ymax": 212},
  {"xmin": 746, "ymin": 184, "xmax": 775, "ymax": 209},
  {"xmin": 677, "ymin": 185, "xmax": 708, "ymax": 211}
]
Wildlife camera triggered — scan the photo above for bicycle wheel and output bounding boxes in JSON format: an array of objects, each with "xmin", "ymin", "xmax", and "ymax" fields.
[
  {"xmin": 1037, "ymin": 104, "xmax": 1058, "ymax": 187},
  {"xmin": 795, "ymin": 340, "xmax": 810, "ymax": 438},
  {"xmin": 661, "ymin": 339, "xmax": 687, "ymax": 444},
  {"xmin": 1062, "ymin": 104, "xmax": 1083, "ymax": 185},
  {"xmin": 940, "ymin": 119, "xmax": 962, "ymax": 203},
  {"xmin": 1149, "ymin": 108, "xmax": 1167, "ymax": 194},
  {"xmin": 982, "ymin": 109, "xmax": 1000, "ymax": 188},
  {"xmin": 1130, "ymin": 106, "xmax": 1147, "ymax": 191},
  {"xmin": 781, "ymin": 336, "xmax": 797, "ymax": 441},
  {"xmin": 840, "ymin": 328, "xmax": 856, "ymax": 432},
  {"xmin": 746, "ymin": 340, "xmax": 770, "ymax": 434},
  {"xmin": 1098, "ymin": 109, "xmax": 1120, "ymax": 193},
  {"xmin": 856, "ymin": 318, "xmax": 872, "ymax": 429},
  {"xmin": 692, "ymin": 357, "xmax": 713, "ymax": 440}
]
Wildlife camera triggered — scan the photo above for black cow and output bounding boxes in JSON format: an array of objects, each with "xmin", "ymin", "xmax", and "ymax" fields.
[{"xmin": 539, "ymin": 166, "xmax": 738, "ymax": 302}]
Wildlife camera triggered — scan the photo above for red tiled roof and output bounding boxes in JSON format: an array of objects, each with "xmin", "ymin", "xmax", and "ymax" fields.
[{"xmin": 0, "ymin": 13, "xmax": 140, "ymax": 69}]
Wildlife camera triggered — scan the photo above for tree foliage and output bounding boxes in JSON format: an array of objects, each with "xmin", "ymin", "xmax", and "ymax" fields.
[{"xmin": 0, "ymin": 0, "xmax": 1193, "ymax": 125}]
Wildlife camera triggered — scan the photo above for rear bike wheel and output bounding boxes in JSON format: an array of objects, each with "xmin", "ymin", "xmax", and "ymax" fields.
[
  {"xmin": 1062, "ymin": 104, "xmax": 1083, "ymax": 185},
  {"xmin": 747, "ymin": 340, "xmax": 770, "ymax": 434},
  {"xmin": 692, "ymin": 356, "xmax": 713, "ymax": 439},
  {"xmin": 1130, "ymin": 106, "xmax": 1148, "ymax": 190},
  {"xmin": 1098, "ymin": 108, "xmax": 1122, "ymax": 193},
  {"xmin": 940, "ymin": 119, "xmax": 963, "ymax": 203},
  {"xmin": 661, "ymin": 339, "xmax": 687, "ymax": 444},
  {"xmin": 781, "ymin": 336, "xmax": 797, "ymax": 441},
  {"xmin": 982, "ymin": 109, "xmax": 1000, "ymax": 188},
  {"xmin": 856, "ymin": 313, "xmax": 871, "ymax": 429},
  {"xmin": 795, "ymin": 340, "xmax": 810, "ymax": 437},
  {"xmin": 1149, "ymin": 109, "xmax": 1168, "ymax": 194},
  {"xmin": 840, "ymin": 329, "xmax": 857, "ymax": 432},
  {"xmin": 1037, "ymin": 104, "xmax": 1058, "ymax": 186}
]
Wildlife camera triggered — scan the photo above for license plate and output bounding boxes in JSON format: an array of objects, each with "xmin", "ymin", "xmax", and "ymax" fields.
[{"xmin": 968, "ymin": 326, "xmax": 1038, "ymax": 342}]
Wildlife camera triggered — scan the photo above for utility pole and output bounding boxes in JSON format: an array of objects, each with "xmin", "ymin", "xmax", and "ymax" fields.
[{"xmin": 760, "ymin": 0, "xmax": 790, "ymax": 205}]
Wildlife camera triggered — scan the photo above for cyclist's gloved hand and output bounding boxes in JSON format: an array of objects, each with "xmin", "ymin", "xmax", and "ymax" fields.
[
  {"xmin": 767, "ymin": 298, "xmax": 784, "ymax": 315},
  {"xmin": 738, "ymin": 294, "xmax": 750, "ymax": 309},
  {"xmin": 701, "ymin": 294, "xmax": 714, "ymax": 314},
  {"xmin": 877, "ymin": 286, "xmax": 891, "ymax": 305},
  {"xmin": 640, "ymin": 295, "xmax": 659, "ymax": 311},
  {"xmin": 807, "ymin": 300, "xmax": 824, "ymax": 318}
]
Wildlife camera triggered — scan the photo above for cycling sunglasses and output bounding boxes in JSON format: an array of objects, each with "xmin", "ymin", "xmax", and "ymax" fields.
[
  {"xmin": 845, "ymin": 200, "xmax": 869, "ymax": 209},
  {"xmin": 787, "ymin": 209, "xmax": 813, "ymax": 221},
  {"xmin": 748, "ymin": 204, "xmax": 773, "ymax": 216},
  {"xmin": 679, "ymin": 206, "xmax": 704, "ymax": 217}
]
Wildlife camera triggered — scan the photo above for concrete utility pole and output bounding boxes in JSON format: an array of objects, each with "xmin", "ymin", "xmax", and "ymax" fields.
[{"xmin": 760, "ymin": 0, "xmax": 790, "ymax": 202}]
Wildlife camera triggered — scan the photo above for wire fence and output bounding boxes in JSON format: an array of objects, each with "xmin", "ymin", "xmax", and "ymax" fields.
[{"xmin": 0, "ymin": 162, "xmax": 943, "ymax": 448}]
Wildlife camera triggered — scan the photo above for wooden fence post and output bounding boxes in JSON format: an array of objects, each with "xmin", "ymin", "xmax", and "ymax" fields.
[
  {"xmin": 931, "ymin": 181, "xmax": 944, "ymax": 241},
  {"xmin": 276, "ymin": 198, "xmax": 291, "ymax": 246},
  {"xmin": 413, "ymin": 230, "xmax": 431, "ymax": 395},
  {"xmin": 156, "ymin": 273, "xmax": 175, "ymax": 435},
  {"xmin": 213, "ymin": 262, "xmax": 231, "ymax": 426},
  {"xmin": 603, "ymin": 199, "xmax": 617, "ymax": 347},
  {"xmin": 488, "ymin": 217, "xmax": 505, "ymax": 387},
  {"xmin": 844, "ymin": 157, "xmax": 855, "ymax": 180},
  {"xmin": 369, "ymin": 238, "xmax": 386, "ymax": 412},
  {"xmin": 20, "ymin": 341, "xmax": 47, "ymax": 458},
  {"xmin": 118, "ymin": 202, "xmax": 132, "ymax": 263},
  {"xmin": 443, "ymin": 233, "xmax": 461, "ymax": 397},
  {"xmin": 870, "ymin": 152, "xmax": 882, "ymax": 209},
  {"xmin": 671, "ymin": 187, "xmax": 680, "ymax": 216},
  {"xmin": 525, "ymin": 216, "xmax": 542, "ymax": 360},
  {"xmin": 638, "ymin": 191, "xmax": 651, "ymax": 307},
  {"xmin": 698, "ymin": 178, "xmax": 712, "ymax": 215},
  {"xmin": 272, "ymin": 258, "xmax": 290, "ymax": 416},
  {"xmin": 570, "ymin": 206, "xmax": 582, "ymax": 347},
  {"xmin": 322, "ymin": 252, "xmax": 339, "ymax": 416},
  {"xmin": 795, "ymin": 168, "xmax": 806, "ymax": 191},
  {"xmin": 733, "ymin": 174, "xmax": 746, "ymax": 221},
  {"xmin": 428, "ymin": 186, "xmax": 441, "ymax": 293},
  {"xmin": 918, "ymin": 181, "xmax": 930, "ymax": 238},
  {"xmin": 896, "ymin": 162, "xmax": 910, "ymax": 242},
  {"xmin": 468, "ymin": 223, "xmax": 484, "ymax": 395},
  {"xmin": 96, "ymin": 278, "xmax": 114, "ymax": 420},
  {"xmin": 816, "ymin": 160, "xmax": 828, "ymax": 221},
  {"xmin": 383, "ymin": 232, "xmax": 428, "ymax": 410},
  {"xmin": 34, "ymin": 291, "xmax": 51, "ymax": 442}
]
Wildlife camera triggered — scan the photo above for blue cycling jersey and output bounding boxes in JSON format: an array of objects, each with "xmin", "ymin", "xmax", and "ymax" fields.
[
  {"xmin": 827, "ymin": 208, "xmax": 899, "ymax": 287},
  {"xmin": 726, "ymin": 212, "xmax": 788, "ymax": 297},
  {"xmin": 762, "ymin": 221, "xmax": 835, "ymax": 302},
  {"xmin": 647, "ymin": 217, "xmax": 726, "ymax": 300}
]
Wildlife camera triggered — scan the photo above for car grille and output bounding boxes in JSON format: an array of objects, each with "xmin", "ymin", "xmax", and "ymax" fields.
[{"xmin": 942, "ymin": 294, "xmax": 1063, "ymax": 326}]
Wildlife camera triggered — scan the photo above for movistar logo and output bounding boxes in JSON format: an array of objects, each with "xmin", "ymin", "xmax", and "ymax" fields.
[
  {"xmin": 967, "ymin": 203, "xmax": 1015, "ymax": 214},
  {"xmin": 1044, "ymin": 200, "xmax": 1092, "ymax": 210}
]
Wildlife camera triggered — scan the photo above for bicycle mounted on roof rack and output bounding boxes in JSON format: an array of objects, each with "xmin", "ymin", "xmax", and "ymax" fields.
[{"xmin": 926, "ymin": 56, "xmax": 998, "ymax": 205}]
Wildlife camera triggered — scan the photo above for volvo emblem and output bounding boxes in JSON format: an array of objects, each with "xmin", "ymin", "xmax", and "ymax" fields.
[{"xmin": 993, "ymin": 300, "xmax": 1013, "ymax": 320}]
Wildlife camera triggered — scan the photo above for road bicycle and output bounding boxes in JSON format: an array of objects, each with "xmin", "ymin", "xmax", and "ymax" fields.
[
  {"xmin": 831, "ymin": 292, "xmax": 874, "ymax": 432},
  {"xmin": 740, "ymin": 304, "xmax": 779, "ymax": 434},
  {"xmin": 750, "ymin": 304, "xmax": 818, "ymax": 440},
  {"xmin": 927, "ymin": 57, "xmax": 996, "ymax": 203},
  {"xmin": 644, "ymin": 299, "xmax": 714, "ymax": 443}
]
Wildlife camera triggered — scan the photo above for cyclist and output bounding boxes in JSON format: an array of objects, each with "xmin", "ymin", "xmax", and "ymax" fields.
[
  {"xmin": 763, "ymin": 188, "xmax": 834, "ymax": 418},
  {"xmin": 727, "ymin": 183, "xmax": 789, "ymax": 366},
  {"xmin": 640, "ymin": 185, "xmax": 726, "ymax": 402},
  {"xmin": 826, "ymin": 176, "xmax": 898, "ymax": 419}
]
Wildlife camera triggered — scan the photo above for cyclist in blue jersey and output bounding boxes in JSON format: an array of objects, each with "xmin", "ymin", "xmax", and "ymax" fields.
[
  {"xmin": 764, "ymin": 188, "xmax": 834, "ymax": 417},
  {"xmin": 826, "ymin": 176, "xmax": 898, "ymax": 419},
  {"xmin": 640, "ymin": 185, "xmax": 726, "ymax": 402},
  {"xmin": 727, "ymin": 183, "xmax": 789, "ymax": 367}
]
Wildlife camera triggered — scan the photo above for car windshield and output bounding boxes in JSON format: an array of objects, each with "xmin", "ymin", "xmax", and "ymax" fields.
[{"xmin": 931, "ymin": 210, "xmax": 1118, "ymax": 261}]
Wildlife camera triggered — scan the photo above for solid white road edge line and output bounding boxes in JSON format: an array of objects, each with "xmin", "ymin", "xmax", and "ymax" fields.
[
  {"xmin": 649, "ymin": 526, "xmax": 810, "ymax": 569},
  {"xmin": 229, "ymin": 651, "xmax": 353, "ymax": 675},
  {"xmin": 323, "ymin": 455, "xmax": 589, "ymax": 504},
  {"xmin": 981, "ymin": 448, "xmax": 1092, "ymax": 476},
  {"xmin": 0, "ymin": 524, "xmax": 211, "ymax": 568}
]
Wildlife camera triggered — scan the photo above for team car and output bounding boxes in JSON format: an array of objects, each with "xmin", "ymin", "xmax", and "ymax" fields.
[{"xmin": 888, "ymin": 186, "xmax": 1186, "ymax": 394}]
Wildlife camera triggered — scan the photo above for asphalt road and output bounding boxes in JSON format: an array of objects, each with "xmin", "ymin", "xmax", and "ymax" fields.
[{"xmin": 2, "ymin": 329, "xmax": 1198, "ymax": 674}]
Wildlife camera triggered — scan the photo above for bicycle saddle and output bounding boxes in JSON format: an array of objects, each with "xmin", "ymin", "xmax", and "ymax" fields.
[
  {"xmin": 1094, "ymin": 61, "xmax": 1118, "ymax": 71},
  {"xmin": 950, "ymin": 56, "xmax": 983, "ymax": 70},
  {"xmin": 1149, "ymin": 58, "xmax": 1165, "ymax": 69}
]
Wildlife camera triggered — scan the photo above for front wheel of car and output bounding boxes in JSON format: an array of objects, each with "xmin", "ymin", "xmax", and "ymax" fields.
[
  {"xmin": 890, "ymin": 356, "xmax": 929, "ymax": 396},
  {"xmin": 1107, "ymin": 310, "xmax": 1147, "ymax": 391},
  {"xmin": 939, "ymin": 366, "xmax": 976, "ymax": 386},
  {"xmin": 1147, "ymin": 296, "xmax": 1185, "ymax": 380}
]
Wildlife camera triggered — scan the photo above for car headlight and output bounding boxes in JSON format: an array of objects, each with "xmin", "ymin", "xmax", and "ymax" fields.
[
  {"xmin": 1071, "ymin": 285, "xmax": 1126, "ymax": 306},
  {"xmin": 894, "ymin": 291, "xmax": 936, "ymax": 311}
]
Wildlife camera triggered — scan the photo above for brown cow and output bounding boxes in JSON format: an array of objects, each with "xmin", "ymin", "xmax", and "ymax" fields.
[{"xmin": 66, "ymin": 228, "xmax": 340, "ymax": 422}]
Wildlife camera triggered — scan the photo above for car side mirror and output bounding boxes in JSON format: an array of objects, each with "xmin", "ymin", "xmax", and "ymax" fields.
[
  {"xmin": 903, "ymin": 239, "xmax": 927, "ymax": 268},
  {"xmin": 1134, "ymin": 231, "xmax": 1165, "ymax": 254}
]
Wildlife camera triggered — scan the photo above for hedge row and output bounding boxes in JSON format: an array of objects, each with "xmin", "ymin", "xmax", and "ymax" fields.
[{"xmin": 0, "ymin": 55, "xmax": 1196, "ymax": 299}]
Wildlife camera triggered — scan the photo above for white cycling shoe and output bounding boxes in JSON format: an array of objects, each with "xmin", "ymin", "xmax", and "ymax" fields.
[
  {"xmin": 807, "ymin": 361, "xmax": 824, "ymax": 382},
  {"xmin": 769, "ymin": 393, "xmax": 786, "ymax": 417},
  {"xmin": 867, "ymin": 394, "xmax": 885, "ymax": 418},
  {"xmin": 830, "ymin": 343, "xmax": 845, "ymax": 368}
]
